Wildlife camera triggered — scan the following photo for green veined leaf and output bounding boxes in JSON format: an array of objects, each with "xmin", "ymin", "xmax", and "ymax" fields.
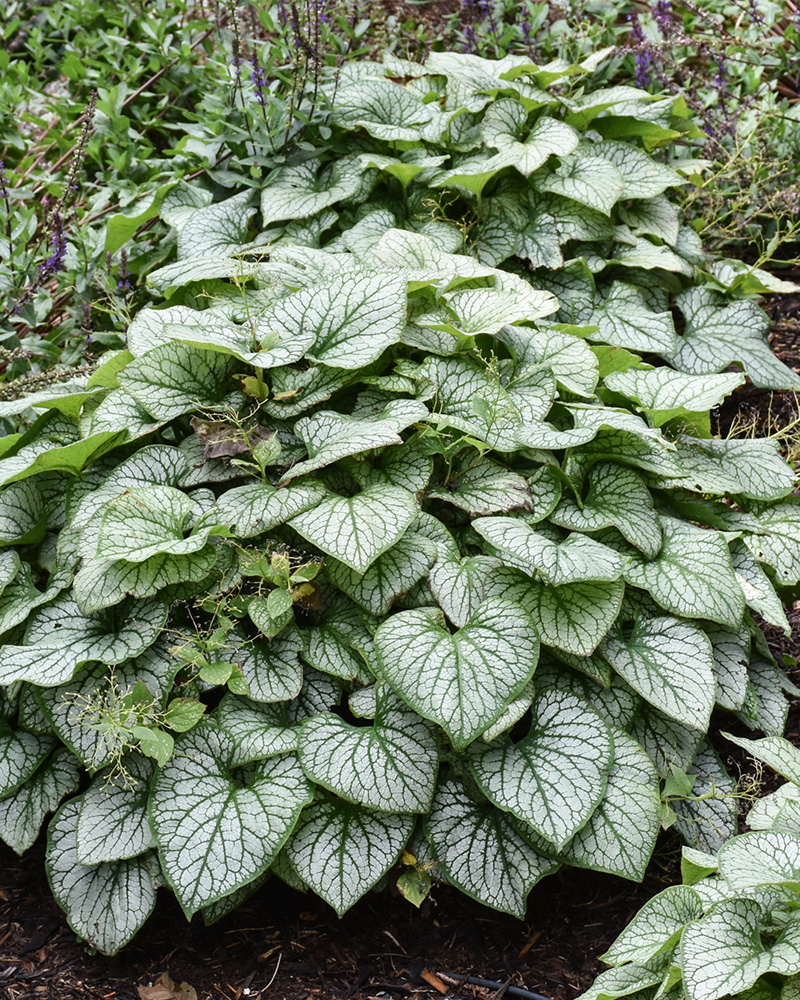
[
  {"xmin": 285, "ymin": 272, "xmax": 407, "ymax": 370},
  {"xmin": 261, "ymin": 159, "xmax": 364, "ymax": 226},
  {"xmin": 176, "ymin": 191, "xmax": 254, "ymax": 259},
  {"xmin": 624, "ymin": 519, "xmax": 745, "ymax": 627},
  {"xmin": 599, "ymin": 617, "xmax": 715, "ymax": 731},
  {"xmin": 214, "ymin": 479, "xmax": 329, "ymax": 538},
  {"xmin": 67, "ymin": 445, "xmax": 190, "ymax": 528},
  {"xmin": 216, "ymin": 696, "xmax": 297, "ymax": 765},
  {"xmin": 425, "ymin": 777, "xmax": 559, "ymax": 918},
  {"xmin": 724, "ymin": 733, "xmax": 800, "ymax": 787},
  {"xmin": 618, "ymin": 195, "xmax": 681, "ymax": 244},
  {"xmin": 484, "ymin": 566, "xmax": 624, "ymax": 656},
  {"xmin": 46, "ymin": 799, "xmax": 158, "ymax": 955},
  {"xmin": 73, "ymin": 546, "xmax": 222, "ymax": 615},
  {"xmin": 283, "ymin": 793, "xmax": 414, "ymax": 915},
  {"xmin": 573, "ymin": 962, "xmax": 664, "ymax": 1000},
  {"xmin": 333, "ymin": 79, "xmax": 437, "ymax": 142},
  {"xmin": 717, "ymin": 830, "xmax": 800, "ymax": 892},
  {"xmin": 428, "ymin": 554, "xmax": 503, "ymax": 628},
  {"xmin": 0, "ymin": 474, "xmax": 64, "ymax": 544},
  {"xmin": 681, "ymin": 898, "xmax": 771, "ymax": 1000},
  {"xmin": 77, "ymin": 755, "xmax": 156, "ymax": 864},
  {"xmin": 741, "ymin": 500, "xmax": 800, "ymax": 586},
  {"xmin": 604, "ymin": 368, "xmax": 744, "ymax": 415},
  {"xmin": 629, "ymin": 704, "xmax": 702, "ymax": 778},
  {"xmin": 229, "ymin": 627, "xmax": 304, "ymax": 703},
  {"xmin": 0, "ymin": 748, "xmax": 80, "ymax": 855},
  {"xmin": 601, "ymin": 884, "xmax": 704, "ymax": 966},
  {"xmin": 281, "ymin": 399, "xmax": 427, "ymax": 484},
  {"xmin": 298, "ymin": 690, "xmax": 438, "ymax": 812},
  {"xmin": 586, "ymin": 140, "xmax": 683, "ymax": 198},
  {"xmin": 423, "ymin": 354, "xmax": 555, "ymax": 451},
  {"xmin": 499, "ymin": 324, "xmax": 599, "ymax": 397},
  {"xmin": 94, "ymin": 485, "xmax": 222, "ymax": 563},
  {"xmin": 426, "ymin": 458, "xmax": 533, "ymax": 516},
  {"xmin": 550, "ymin": 462, "xmax": 661, "ymax": 559},
  {"xmin": 668, "ymin": 287, "xmax": 800, "ymax": 390},
  {"xmin": 672, "ymin": 741, "xmax": 737, "ymax": 853},
  {"xmin": 119, "ymin": 342, "xmax": 237, "ymax": 420},
  {"xmin": 374, "ymin": 597, "xmax": 538, "ymax": 749},
  {"xmin": 485, "ymin": 110, "xmax": 580, "ymax": 177},
  {"xmin": 704, "ymin": 623, "xmax": 749, "ymax": 711},
  {"xmin": 470, "ymin": 688, "xmax": 613, "ymax": 848},
  {"xmin": 537, "ymin": 153, "xmax": 625, "ymax": 215},
  {"xmin": 611, "ymin": 237, "xmax": 693, "ymax": 276},
  {"xmin": 0, "ymin": 595, "xmax": 167, "ymax": 687},
  {"xmin": 289, "ymin": 484, "xmax": 419, "ymax": 573},
  {"xmin": 730, "ymin": 540, "xmax": 790, "ymax": 634},
  {"xmin": 0, "ymin": 726, "xmax": 55, "ymax": 797},
  {"xmin": 666, "ymin": 437, "xmax": 796, "ymax": 502},
  {"xmin": 327, "ymin": 532, "xmax": 438, "ymax": 616},
  {"xmin": 560, "ymin": 728, "xmax": 660, "ymax": 881},
  {"xmin": 474, "ymin": 516, "xmax": 626, "ymax": 585},
  {"xmin": 299, "ymin": 593, "xmax": 373, "ymax": 683},
  {"xmin": 149, "ymin": 723, "xmax": 313, "ymax": 916}
]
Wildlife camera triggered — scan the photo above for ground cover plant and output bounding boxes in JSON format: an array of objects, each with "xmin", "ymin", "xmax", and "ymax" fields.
[
  {"xmin": 582, "ymin": 733, "xmax": 800, "ymax": 1000},
  {"xmin": 0, "ymin": 44, "xmax": 799, "ymax": 961}
]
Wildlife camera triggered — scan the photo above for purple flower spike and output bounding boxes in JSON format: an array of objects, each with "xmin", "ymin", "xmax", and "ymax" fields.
[
  {"xmin": 652, "ymin": 0, "xmax": 671, "ymax": 37},
  {"xmin": 117, "ymin": 248, "xmax": 132, "ymax": 293},
  {"xmin": 39, "ymin": 211, "xmax": 67, "ymax": 279},
  {"xmin": 251, "ymin": 51, "xmax": 268, "ymax": 107}
]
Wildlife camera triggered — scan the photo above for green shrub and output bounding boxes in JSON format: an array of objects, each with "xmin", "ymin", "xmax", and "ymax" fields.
[
  {"xmin": 0, "ymin": 52, "xmax": 798, "ymax": 955},
  {"xmin": 581, "ymin": 733, "xmax": 800, "ymax": 1000}
]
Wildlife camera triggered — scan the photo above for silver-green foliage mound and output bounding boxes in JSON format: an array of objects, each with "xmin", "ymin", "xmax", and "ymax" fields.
[
  {"xmin": 0, "ymin": 51, "xmax": 798, "ymax": 954},
  {"xmin": 583, "ymin": 734, "xmax": 800, "ymax": 1000}
]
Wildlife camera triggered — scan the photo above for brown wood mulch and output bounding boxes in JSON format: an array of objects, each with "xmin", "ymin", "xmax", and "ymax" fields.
[{"xmin": 1, "ymin": 837, "xmax": 662, "ymax": 1000}]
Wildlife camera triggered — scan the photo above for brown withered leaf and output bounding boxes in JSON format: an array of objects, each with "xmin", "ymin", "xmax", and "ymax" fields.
[
  {"xmin": 138, "ymin": 972, "xmax": 198, "ymax": 1000},
  {"xmin": 190, "ymin": 417, "xmax": 274, "ymax": 460}
]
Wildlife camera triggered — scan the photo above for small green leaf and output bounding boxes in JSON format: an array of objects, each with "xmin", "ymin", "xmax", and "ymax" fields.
[
  {"xmin": 133, "ymin": 727, "xmax": 174, "ymax": 766},
  {"xmin": 164, "ymin": 698, "xmax": 206, "ymax": 733}
]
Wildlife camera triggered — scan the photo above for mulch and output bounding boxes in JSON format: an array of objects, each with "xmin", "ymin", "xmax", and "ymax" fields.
[{"xmin": 0, "ymin": 836, "xmax": 662, "ymax": 1000}]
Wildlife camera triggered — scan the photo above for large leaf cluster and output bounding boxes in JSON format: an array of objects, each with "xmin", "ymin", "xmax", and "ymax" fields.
[
  {"xmin": 583, "ymin": 734, "xmax": 800, "ymax": 1000},
  {"xmin": 0, "ymin": 53, "xmax": 798, "ymax": 955}
]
